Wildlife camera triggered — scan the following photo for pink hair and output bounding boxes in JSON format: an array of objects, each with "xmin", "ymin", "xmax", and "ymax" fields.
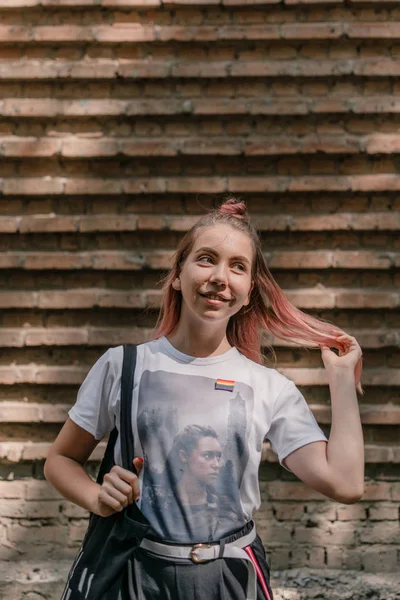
[{"xmin": 153, "ymin": 198, "xmax": 364, "ymax": 395}]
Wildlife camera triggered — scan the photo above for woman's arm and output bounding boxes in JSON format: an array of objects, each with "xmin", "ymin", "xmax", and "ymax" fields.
[
  {"xmin": 44, "ymin": 417, "xmax": 104, "ymax": 513},
  {"xmin": 45, "ymin": 417, "xmax": 143, "ymax": 516},
  {"xmin": 283, "ymin": 335, "xmax": 364, "ymax": 504}
]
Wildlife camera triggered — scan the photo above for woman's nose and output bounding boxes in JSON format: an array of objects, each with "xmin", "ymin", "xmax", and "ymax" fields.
[{"xmin": 209, "ymin": 263, "xmax": 228, "ymax": 284}]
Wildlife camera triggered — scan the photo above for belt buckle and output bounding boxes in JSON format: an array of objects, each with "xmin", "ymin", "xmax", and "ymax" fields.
[{"xmin": 190, "ymin": 543, "xmax": 213, "ymax": 564}]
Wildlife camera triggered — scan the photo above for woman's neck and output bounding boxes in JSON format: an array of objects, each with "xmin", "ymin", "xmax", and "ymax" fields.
[
  {"xmin": 176, "ymin": 473, "xmax": 207, "ymax": 505},
  {"xmin": 167, "ymin": 326, "xmax": 231, "ymax": 358}
]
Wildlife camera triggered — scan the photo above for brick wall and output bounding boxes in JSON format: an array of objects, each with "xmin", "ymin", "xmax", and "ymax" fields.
[{"xmin": 0, "ymin": 0, "xmax": 399, "ymax": 578}]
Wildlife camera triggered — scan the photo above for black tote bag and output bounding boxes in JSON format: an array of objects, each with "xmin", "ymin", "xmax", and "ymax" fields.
[{"xmin": 60, "ymin": 343, "xmax": 151, "ymax": 600}]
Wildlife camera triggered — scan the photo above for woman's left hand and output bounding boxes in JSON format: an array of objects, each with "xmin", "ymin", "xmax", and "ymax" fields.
[{"xmin": 320, "ymin": 334, "xmax": 362, "ymax": 374}]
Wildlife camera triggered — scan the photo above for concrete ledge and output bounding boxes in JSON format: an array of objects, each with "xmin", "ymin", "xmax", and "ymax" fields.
[{"xmin": 0, "ymin": 563, "xmax": 400, "ymax": 600}]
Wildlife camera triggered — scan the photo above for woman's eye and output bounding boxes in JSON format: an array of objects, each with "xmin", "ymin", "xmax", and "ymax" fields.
[
  {"xmin": 198, "ymin": 255, "xmax": 213, "ymax": 263},
  {"xmin": 233, "ymin": 263, "xmax": 246, "ymax": 271}
]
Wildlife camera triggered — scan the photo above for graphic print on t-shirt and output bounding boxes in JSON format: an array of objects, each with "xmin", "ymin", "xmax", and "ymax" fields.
[{"xmin": 137, "ymin": 369, "xmax": 254, "ymax": 543}]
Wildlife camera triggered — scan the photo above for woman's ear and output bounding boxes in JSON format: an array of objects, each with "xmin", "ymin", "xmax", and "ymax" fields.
[
  {"xmin": 172, "ymin": 276, "xmax": 181, "ymax": 290},
  {"xmin": 243, "ymin": 281, "xmax": 254, "ymax": 306}
]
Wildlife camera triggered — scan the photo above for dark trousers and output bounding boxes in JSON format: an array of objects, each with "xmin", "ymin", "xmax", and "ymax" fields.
[{"xmin": 125, "ymin": 522, "xmax": 274, "ymax": 600}]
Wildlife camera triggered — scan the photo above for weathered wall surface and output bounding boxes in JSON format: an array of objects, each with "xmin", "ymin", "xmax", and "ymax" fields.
[{"xmin": 0, "ymin": 0, "xmax": 399, "ymax": 594}]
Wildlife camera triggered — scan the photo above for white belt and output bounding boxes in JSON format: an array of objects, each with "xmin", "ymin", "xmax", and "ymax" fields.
[{"xmin": 138, "ymin": 524, "xmax": 258, "ymax": 600}]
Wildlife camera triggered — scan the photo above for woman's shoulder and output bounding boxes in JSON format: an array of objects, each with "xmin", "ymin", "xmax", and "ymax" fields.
[{"xmin": 237, "ymin": 349, "xmax": 294, "ymax": 391}]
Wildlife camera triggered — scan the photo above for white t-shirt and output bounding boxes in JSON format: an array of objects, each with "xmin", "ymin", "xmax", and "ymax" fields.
[{"xmin": 69, "ymin": 336, "xmax": 328, "ymax": 543}]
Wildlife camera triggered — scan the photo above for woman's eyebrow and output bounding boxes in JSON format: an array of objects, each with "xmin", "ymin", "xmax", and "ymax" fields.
[{"xmin": 195, "ymin": 246, "xmax": 251, "ymax": 265}]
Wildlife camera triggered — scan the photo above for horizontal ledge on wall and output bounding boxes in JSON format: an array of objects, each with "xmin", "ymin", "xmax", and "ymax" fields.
[
  {"xmin": 0, "ymin": 59, "xmax": 400, "ymax": 80},
  {"xmin": 2, "ymin": 175, "xmax": 400, "ymax": 195},
  {"xmin": 0, "ymin": 0, "xmax": 397, "ymax": 8},
  {"xmin": 0, "ymin": 250, "xmax": 398, "ymax": 270},
  {"xmin": 0, "ymin": 366, "xmax": 397, "ymax": 386},
  {"xmin": 1, "ymin": 401, "xmax": 399, "ymax": 424},
  {"xmin": 1, "ymin": 23, "xmax": 400, "ymax": 44},
  {"xmin": 0, "ymin": 327, "xmax": 398, "ymax": 348},
  {"xmin": 0, "ymin": 288, "xmax": 398, "ymax": 310},
  {"xmin": 2, "ymin": 97, "xmax": 400, "ymax": 117},
  {"xmin": 0, "ymin": 440, "xmax": 399, "ymax": 464},
  {"xmin": 3, "ymin": 135, "xmax": 400, "ymax": 157},
  {"xmin": 1, "ymin": 212, "xmax": 399, "ymax": 234}
]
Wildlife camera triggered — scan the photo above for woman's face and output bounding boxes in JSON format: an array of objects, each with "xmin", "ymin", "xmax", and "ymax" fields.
[
  {"xmin": 179, "ymin": 436, "xmax": 222, "ymax": 486},
  {"xmin": 174, "ymin": 224, "xmax": 254, "ymax": 327}
]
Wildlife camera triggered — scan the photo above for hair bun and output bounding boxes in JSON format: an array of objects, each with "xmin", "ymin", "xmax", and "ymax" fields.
[{"xmin": 218, "ymin": 198, "xmax": 247, "ymax": 221}]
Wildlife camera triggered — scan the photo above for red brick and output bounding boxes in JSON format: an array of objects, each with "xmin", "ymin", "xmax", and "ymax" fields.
[
  {"xmin": 0, "ymin": 329, "xmax": 24, "ymax": 347},
  {"xmin": 36, "ymin": 366, "xmax": 87, "ymax": 385},
  {"xmin": 300, "ymin": 135, "xmax": 360, "ymax": 154},
  {"xmin": 0, "ymin": 499, "xmax": 62, "ymax": 518},
  {"xmin": 19, "ymin": 215, "xmax": 77, "ymax": 233},
  {"xmin": 332, "ymin": 250, "xmax": 392, "ymax": 270},
  {"xmin": 223, "ymin": 0, "xmax": 279, "ymax": 4},
  {"xmin": 297, "ymin": 521, "xmax": 358, "ymax": 546},
  {"xmin": 362, "ymin": 546, "xmax": 399, "ymax": 573},
  {"xmin": 123, "ymin": 140, "xmax": 177, "ymax": 156},
  {"xmin": 118, "ymin": 61, "xmax": 170, "ymax": 79},
  {"xmin": 23, "ymin": 252, "xmax": 90, "ymax": 270},
  {"xmin": 0, "ymin": 253, "xmax": 22, "ymax": 268},
  {"xmin": 348, "ymin": 23, "xmax": 400, "ymax": 39},
  {"xmin": 369, "ymin": 503, "xmax": 399, "ymax": 521},
  {"xmin": 359, "ymin": 60, "xmax": 400, "ymax": 77},
  {"xmin": 286, "ymin": 0, "xmax": 341, "ymax": 3},
  {"xmin": 64, "ymin": 178, "xmax": 122, "ymax": 195},
  {"xmin": 281, "ymin": 23, "xmax": 343, "ymax": 40},
  {"xmin": 88, "ymin": 327, "xmax": 149, "ymax": 345},
  {"xmin": 0, "ymin": 291, "xmax": 37, "ymax": 308},
  {"xmin": 3, "ymin": 178, "xmax": 64, "ymax": 195},
  {"xmin": 103, "ymin": 0, "xmax": 160, "ymax": 5},
  {"xmin": 38, "ymin": 290, "xmax": 97, "ymax": 309},
  {"xmin": 171, "ymin": 62, "xmax": 229, "ymax": 78},
  {"xmin": 335, "ymin": 290, "xmax": 397, "ymax": 309},
  {"xmin": 2, "ymin": 99, "xmax": 62, "ymax": 118},
  {"xmin": 273, "ymin": 502, "xmax": 305, "ymax": 521},
  {"xmin": 244, "ymin": 138, "xmax": 298, "ymax": 155},
  {"xmin": 8, "ymin": 523, "xmax": 68, "ymax": 545},
  {"xmin": 95, "ymin": 25, "xmax": 155, "ymax": 43},
  {"xmin": 268, "ymin": 251, "xmax": 331, "ymax": 269},
  {"xmin": 0, "ymin": 26, "xmax": 32, "ymax": 43},
  {"xmin": 25, "ymin": 328, "xmax": 88, "ymax": 346},
  {"xmin": 1, "ymin": 402, "xmax": 69, "ymax": 424},
  {"xmin": 146, "ymin": 251, "xmax": 174, "ymax": 270},
  {"xmin": 0, "ymin": 481, "xmax": 26, "ymax": 499},
  {"xmin": 289, "ymin": 176, "xmax": 352, "ymax": 192},
  {"xmin": 0, "ymin": 216, "xmax": 18, "ymax": 233},
  {"xmin": 137, "ymin": 215, "xmax": 166, "ymax": 230},
  {"xmin": 97, "ymin": 291, "xmax": 145, "ymax": 308},
  {"xmin": 1, "ymin": 138, "xmax": 60, "ymax": 157},
  {"xmin": 228, "ymin": 176, "xmax": 288, "ymax": 192},
  {"xmin": 80, "ymin": 214, "xmax": 138, "ymax": 232},
  {"xmin": 34, "ymin": 26, "xmax": 92, "ymax": 42},
  {"xmin": 350, "ymin": 174, "xmax": 400, "ymax": 192},
  {"xmin": 61, "ymin": 139, "xmax": 118, "ymax": 157},
  {"xmin": 290, "ymin": 546, "xmax": 325, "ymax": 568},
  {"xmin": 366, "ymin": 134, "xmax": 400, "ymax": 154},
  {"xmin": 337, "ymin": 504, "xmax": 367, "ymax": 520},
  {"xmin": 359, "ymin": 522, "xmax": 400, "ymax": 544},
  {"xmin": 166, "ymin": 177, "xmax": 226, "ymax": 194}
]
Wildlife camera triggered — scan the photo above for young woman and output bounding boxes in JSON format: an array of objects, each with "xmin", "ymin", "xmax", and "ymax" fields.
[{"xmin": 44, "ymin": 198, "xmax": 364, "ymax": 600}]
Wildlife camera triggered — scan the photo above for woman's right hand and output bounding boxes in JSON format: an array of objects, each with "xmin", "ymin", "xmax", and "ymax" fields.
[{"xmin": 92, "ymin": 457, "xmax": 144, "ymax": 517}]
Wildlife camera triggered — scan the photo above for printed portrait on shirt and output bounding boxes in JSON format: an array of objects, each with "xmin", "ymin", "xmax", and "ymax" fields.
[{"xmin": 136, "ymin": 370, "xmax": 255, "ymax": 543}]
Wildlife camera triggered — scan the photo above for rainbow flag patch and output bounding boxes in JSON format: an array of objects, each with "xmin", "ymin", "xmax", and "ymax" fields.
[{"xmin": 215, "ymin": 379, "xmax": 235, "ymax": 392}]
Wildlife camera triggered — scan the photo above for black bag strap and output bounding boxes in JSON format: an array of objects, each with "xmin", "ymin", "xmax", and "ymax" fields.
[
  {"xmin": 120, "ymin": 343, "xmax": 137, "ymax": 473},
  {"xmin": 96, "ymin": 344, "xmax": 137, "ymax": 485}
]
